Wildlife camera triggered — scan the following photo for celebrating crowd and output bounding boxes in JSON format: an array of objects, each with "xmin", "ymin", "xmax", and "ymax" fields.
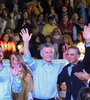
[{"xmin": 0, "ymin": 0, "xmax": 90, "ymax": 100}]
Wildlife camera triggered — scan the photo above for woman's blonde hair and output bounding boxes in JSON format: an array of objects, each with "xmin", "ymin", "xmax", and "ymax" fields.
[
  {"xmin": 10, "ymin": 52, "xmax": 32, "ymax": 80},
  {"xmin": 62, "ymin": 34, "xmax": 73, "ymax": 45},
  {"xmin": 52, "ymin": 28, "xmax": 62, "ymax": 36}
]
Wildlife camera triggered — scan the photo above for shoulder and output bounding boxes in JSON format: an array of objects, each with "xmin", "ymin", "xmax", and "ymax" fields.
[
  {"xmin": 3, "ymin": 64, "xmax": 11, "ymax": 73},
  {"xmin": 63, "ymin": 64, "xmax": 71, "ymax": 70}
]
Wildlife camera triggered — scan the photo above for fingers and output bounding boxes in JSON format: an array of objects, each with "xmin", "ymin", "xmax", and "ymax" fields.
[
  {"xmin": 74, "ymin": 72, "xmax": 83, "ymax": 80},
  {"xmin": 83, "ymin": 69, "xmax": 87, "ymax": 73},
  {"xmin": 74, "ymin": 73, "xmax": 82, "ymax": 76},
  {"xmin": 25, "ymin": 28, "xmax": 29, "ymax": 34},
  {"xmin": 74, "ymin": 72, "xmax": 83, "ymax": 75},
  {"xmin": 29, "ymin": 33, "xmax": 32, "ymax": 39},
  {"xmin": 20, "ymin": 28, "xmax": 28, "ymax": 35},
  {"xmin": 21, "ymin": 28, "xmax": 27, "ymax": 35}
]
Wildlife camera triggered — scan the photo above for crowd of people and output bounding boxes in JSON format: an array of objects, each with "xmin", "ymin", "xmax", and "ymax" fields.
[
  {"xmin": 0, "ymin": 0, "xmax": 90, "ymax": 100},
  {"xmin": 0, "ymin": 0, "xmax": 90, "ymax": 59}
]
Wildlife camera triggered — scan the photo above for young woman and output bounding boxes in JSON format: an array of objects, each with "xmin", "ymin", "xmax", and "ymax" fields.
[
  {"xmin": 0, "ymin": 33, "xmax": 16, "ymax": 59},
  {"xmin": 10, "ymin": 52, "xmax": 33, "ymax": 100}
]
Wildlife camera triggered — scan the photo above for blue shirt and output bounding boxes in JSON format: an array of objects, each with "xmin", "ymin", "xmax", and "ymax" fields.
[
  {"xmin": 23, "ymin": 53, "xmax": 64, "ymax": 99},
  {"xmin": 0, "ymin": 64, "xmax": 22, "ymax": 100},
  {"xmin": 68, "ymin": 65, "xmax": 74, "ymax": 76}
]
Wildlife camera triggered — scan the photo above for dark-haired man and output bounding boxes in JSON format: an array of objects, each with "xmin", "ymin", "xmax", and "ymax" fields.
[{"xmin": 58, "ymin": 24, "xmax": 90, "ymax": 100}]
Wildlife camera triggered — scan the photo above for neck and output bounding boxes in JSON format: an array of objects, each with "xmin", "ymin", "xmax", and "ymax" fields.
[
  {"xmin": 47, "ymin": 62, "xmax": 51, "ymax": 65},
  {"xmin": 71, "ymin": 61, "xmax": 79, "ymax": 65},
  {"xmin": 45, "ymin": 61, "xmax": 52, "ymax": 65},
  {"xmin": 61, "ymin": 90, "xmax": 66, "ymax": 94}
]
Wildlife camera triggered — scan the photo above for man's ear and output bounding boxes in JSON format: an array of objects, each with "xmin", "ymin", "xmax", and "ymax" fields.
[
  {"xmin": 40, "ymin": 52, "xmax": 43, "ymax": 58},
  {"xmin": 77, "ymin": 54, "xmax": 80, "ymax": 60}
]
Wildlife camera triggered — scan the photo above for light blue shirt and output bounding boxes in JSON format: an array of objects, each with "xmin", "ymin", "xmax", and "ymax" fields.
[
  {"xmin": 0, "ymin": 64, "xmax": 22, "ymax": 100},
  {"xmin": 68, "ymin": 65, "xmax": 74, "ymax": 100},
  {"xmin": 68, "ymin": 65, "xmax": 74, "ymax": 76},
  {"xmin": 23, "ymin": 53, "xmax": 64, "ymax": 99}
]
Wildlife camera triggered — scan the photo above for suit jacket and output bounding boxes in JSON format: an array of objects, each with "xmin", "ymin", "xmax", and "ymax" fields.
[{"xmin": 58, "ymin": 46, "xmax": 90, "ymax": 100}]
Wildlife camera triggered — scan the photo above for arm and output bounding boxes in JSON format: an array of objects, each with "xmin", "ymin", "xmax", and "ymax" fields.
[
  {"xmin": 58, "ymin": 67, "xmax": 67, "ymax": 84},
  {"xmin": 20, "ymin": 28, "xmax": 37, "ymax": 71},
  {"xmin": 20, "ymin": 28, "xmax": 32, "ymax": 57},
  {"xmin": 81, "ymin": 24, "xmax": 90, "ymax": 72}
]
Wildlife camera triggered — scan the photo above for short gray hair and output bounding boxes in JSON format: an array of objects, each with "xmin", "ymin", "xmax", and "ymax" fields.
[{"xmin": 40, "ymin": 43, "xmax": 54, "ymax": 53}]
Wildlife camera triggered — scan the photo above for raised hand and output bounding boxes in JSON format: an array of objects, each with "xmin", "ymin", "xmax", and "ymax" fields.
[
  {"xmin": 10, "ymin": 64, "xmax": 19, "ymax": 76},
  {"xmin": 83, "ymin": 23, "xmax": 90, "ymax": 42},
  {"xmin": 20, "ymin": 28, "xmax": 32, "ymax": 42}
]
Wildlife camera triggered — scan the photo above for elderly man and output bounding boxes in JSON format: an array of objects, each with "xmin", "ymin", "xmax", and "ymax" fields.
[
  {"xmin": 58, "ymin": 24, "xmax": 90, "ymax": 100},
  {"xmin": 20, "ymin": 27, "xmax": 64, "ymax": 99}
]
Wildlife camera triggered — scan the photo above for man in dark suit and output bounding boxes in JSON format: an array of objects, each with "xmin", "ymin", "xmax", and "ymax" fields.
[{"xmin": 58, "ymin": 24, "xmax": 90, "ymax": 100}]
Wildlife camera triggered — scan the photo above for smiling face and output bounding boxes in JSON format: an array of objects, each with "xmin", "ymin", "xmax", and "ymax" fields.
[
  {"xmin": 40, "ymin": 47, "xmax": 54, "ymax": 64},
  {"xmin": 67, "ymin": 48, "xmax": 80, "ymax": 65},
  {"xmin": 3, "ymin": 34, "xmax": 9, "ymax": 42},
  {"xmin": 10, "ymin": 54, "xmax": 20, "ymax": 66},
  {"xmin": 60, "ymin": 82, "xmax": 67, "ymax": 92}
]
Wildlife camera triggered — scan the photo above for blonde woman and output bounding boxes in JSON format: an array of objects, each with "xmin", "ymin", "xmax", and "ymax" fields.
[{"xmin": 10, "ymin": 52, "xmax": 33, "ymax": 100}]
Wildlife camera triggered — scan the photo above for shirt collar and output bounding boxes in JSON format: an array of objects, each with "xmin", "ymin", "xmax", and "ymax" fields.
[
  {"xmin": 41, "ymin": 60, "xmax": 54, "ymax": 66},
  {"xmin": 69, "ymin": 61, "xmax": 80, "ymax": 67}
]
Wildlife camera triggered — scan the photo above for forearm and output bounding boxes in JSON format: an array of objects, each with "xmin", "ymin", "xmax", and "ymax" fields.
[
  {"xmin": 82, "ymin": 46, "xmax": 90, "ymax": 72},
  {"xmin": 24, "ymin": 41, "xmax": 30, "ymax": 57}
]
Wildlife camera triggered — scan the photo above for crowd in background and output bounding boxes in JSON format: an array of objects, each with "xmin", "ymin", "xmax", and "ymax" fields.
[
  {"xmin": 0, "ymin": 0, "xmax": 90, "ymax": 59},
  {"xmin": 0, "ymin": 0, "xmax": 90, "ymax": 100}
]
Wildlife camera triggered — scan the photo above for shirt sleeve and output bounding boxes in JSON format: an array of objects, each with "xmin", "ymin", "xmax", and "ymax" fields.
[
  {"xmin": 87, "ymin": 79, "xmax": 90, "ymax": 86},
  {"xmin": 23, "ymin": 53, "xmax": 35, "ymax": 66},
  {"xmin": 23, "ymin": 53, "xmax": 37, "ymax": 71},
  {"xmin": 12, "ymin": 75, "xmax": 22, "ymax": 93}
]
